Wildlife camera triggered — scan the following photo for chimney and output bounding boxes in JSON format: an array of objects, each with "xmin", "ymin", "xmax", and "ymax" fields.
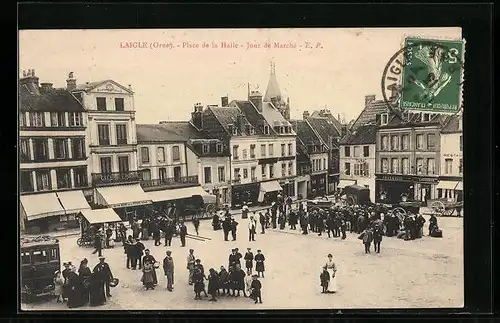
[
  {"xmin": 20, "ymin": 69, "xmax": 40, "ymax": 95},
  {"xmin": 40, "ymin": 82, "xmax": 53, "ymax": 92},
  {"xmin": 66, "ymin": 72, "xmax": 76, "ymax": 91},
  {"xmin": 221, "ymin": 96, "xmax": 229, "ymax": 107},
  {"xmin": 303, "ymin": 111, "xmax": 310, "ymax": 120},
  {"xmin": 191, "ymin": 103, "xmax": 203, "ymax": 130},
  {"xmin": 249, "ymin": 91, "xmax": 263, "ymax": 112},
  {"xmin": 365, "ymin": 94, "xmax": 376, "ymax": 108}
]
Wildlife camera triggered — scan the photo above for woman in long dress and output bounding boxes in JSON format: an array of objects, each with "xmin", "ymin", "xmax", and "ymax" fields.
[{"xmin": 324, "ymin": 254, "xmax": 337, "ymax": 293}]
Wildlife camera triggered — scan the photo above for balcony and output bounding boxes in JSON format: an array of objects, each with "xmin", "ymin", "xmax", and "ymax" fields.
[
  {"xmin": 140, "ymin": 175, "xmax": 199, "ymax": 191},
  {"xmin": 91, "ymin": 171, "xmax": 140, "ymax": 186}
]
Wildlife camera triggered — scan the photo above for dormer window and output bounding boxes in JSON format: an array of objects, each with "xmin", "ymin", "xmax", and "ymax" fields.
[
  {"xmin": 381, "ymin": 113, "xmax": 388, "ymax": 125},
  {"xmin": 422, "ymin": 113, "xmax": 430, "ymax": 122},
  {"xmin": 249, "ymin": 127, "xmax": 255, "ymax": 135},
  {"xmin": 202, "ymin": 144, "xmax": 210, "ymax": 154},
  {"xmin": 280, "ymin": 126, "xmax": 284, "ymax": 134},
  {"xmin": 264, "ymin": 125, "xmax": 270, "ymax": 134},
  {"xmin": 232, "ymin": 126, "xmax": 238, "ymax": 135},
  {"xmin": 216, "ymin": 143, "xmax": 223, "ymax": 153}
]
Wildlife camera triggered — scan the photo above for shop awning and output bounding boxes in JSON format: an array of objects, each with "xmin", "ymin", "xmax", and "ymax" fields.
[
  {"xmin": 79, "ymin": 209, "xmax": 122, "ymax": 225},
  {"xmin": 20, "ymin": 193, "xmax": 66, "ymax": 221},
  {"xmin": 436, "ymin": 180, "xmax": 459, "ymax": 190},
  {"xmin": 337, "ymin": 180, "xmax": 356, "ymax": 189},
  {"xmin": 146, "ymin": 186, "xmax": 210, "ymax": 203},
  {"xmin": 56, "ymin": 190, "xmax": 91, "ymax": 214},
  {"xmin": 455, "ymin": 181, "xmax": 463, "ymax": 191},
  {"xmin": 96, "ymin": 184, "xmax": 152, "ymax": 208},
  {"xmin": 259, "ymin": 180, "xmax": 283, "ymax": 193}
]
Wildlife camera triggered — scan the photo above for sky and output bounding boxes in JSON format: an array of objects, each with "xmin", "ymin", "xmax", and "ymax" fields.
[{"xmin": 19, "ymin": 28, "xmax": 461, "ymax": 124}]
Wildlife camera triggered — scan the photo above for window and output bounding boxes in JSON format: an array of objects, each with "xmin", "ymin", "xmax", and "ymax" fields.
[
  {"xmin": 460, "ymin": 135, "xmax": 463, "ymax": 152},
  {"xmin": 100, "ymin": 157, "xmax": 112, "ymax": 175},
  {"xmin": 261, "ymin": 165, "xmax": 266, "ymax": 177},
  {"xmin": 416, "ymin": 134, "xmax": 424, "ymax": 149},
  {"xmin": 204, "ymin": 167, "xmax": 212, "ymax": 184},
  {"xmin": 288, "ymin": 162, "xmax": 293, "ymax": 175},
  {"xmin": 172, "ymin": 146, "xmax": 180, "ymax": 161},
  {"xmin": 96, "ymin": 97, "xmax": 107, "ymax": 111},
  {"xmin": 381, "ymin": 158, "xmax": 389, "ymax": 173},
  {"xmin": 269, "ymin": 165, "xmax": 274, "ymax": 178},
  {"xmin": 354, "ymin": 163, "xmax": 362, "ymax": 176},
  {"xmin": 251, "ymin": 167, "xmax": 256, "ymax": 180},
  {"xmin": 97, "ymin": 124, "xmax": 110, "ymax": 145},
  {"xmin": 243, "ymin": 168, "xmax": 248, "ymax": 179},
  {"xmin": 264, "ymin": 125, "xmax": 270, "ymax": 134},
  {"xmin": 427, "ymin": 158, "xmax": 435, "ymax": 175},
  {"xmin": 281, "ymin": 163, "xmax": 286, "ymax": 176},
  {"xmin": 344, "ymin": 162, "xmax": 351, "ymax": 176},
  {"xmin": 353, "ymin": 146, "xmax": 360, "ymax": 157},
  {"xmin": 157, "ymin": 147, "xmax": 165, "ymax": 163},
  {"xmin": 459, "ymin": 158, "xmax": 463, "ymax": 174},
  {"xmin": 73, "ymin": 167, "xmax": 87, "ymax": 187},
  {"xmin": 260, "ymin": 144, "xmax": 266, "ymax": 157},
  {"xmin": 33, "ymin": 138, "xmax": 49, "ymax": 161},
  {"xmin": 54, "ymin": 138, "xmax": 69, "ymax": 159},
  {"xmin": 218, "ymin": 166, "xmax": 225, "ymax": 182},
  {"xmin": 242, "ymin": 149, "xmax": 248, "ymax": 159},
  {"xmin": 173, "ymin": 166, "xmax": 181, "ymax": 181},
  {"xmin": 445, "ymin": 159, "xmax": 453, "ymax": 174},
  {"xmin": 141, "ymin": 169, "xmax": 151, "ymax": 181},
  {"xmin": 30, "ymin": 112, "xmax": 45, "ymax": 127},
  {"xmin": 381, "ymin": 136, "xmax": 389, "ymax": 150},
  {"xmin": 281, "ymin": 144, "xmax": 286, "ymax": 156},
  {"xmin": 35, "ymin": 170, "xmax": 51, "ymax": 191},
  {"xmin": 56, "ymin": 168, "xmax": 71, "ymax": 189},
  {"xmin": 269, "ymin": 144, "xmax": 274, "ymax": 156},
  {"xmin": 391, "ymin": 136, "xmax": 399, "ymax": 150},
  {"xmin": 416, "ymin": 158, "xmax": 424, "ymax": 175},
  {"xmin": 391, "ymin": 158, "xmax": 399, "ymax": 173},
  {"xmin": 202, "ymin": 144, "xmax": 209, "ymax": 154},
  {"xmin": 232, "ymin": 126, "xmax": 238, "ymax": 135},
  {"xmin": 32, "ymin": 250, "xmax": 48, "ymax": 264},
  {"xmin": 402, "ymin": 134, "xmax": 409, "ymax": 150},
  {"xmin": 21, "ymin": 251, "xmax": 31, "ymax": 265},
  {"xmin": 20, "ymin": 139, "xmax": 31, "ymax": 162},
  {"xmin": 19, "ymin": 112, "xmax": 26, "ymax": 127},
  {"xmin": 158, "ymin": 168, "xmax": 167, "ymax": 181},
  {"xmin": 141, "ymin": 147, "xmax": 150, "ymax": 163},
  {"xmin": 363, "ymin": 146, "xmax": 369, "ymax": 157},
  {"xmin": 402, "ymin": 158, "xmax": 409, "ymax": 175},
  {"xmin": 363, "ymin": 162, "xmax": 369, "ymax": 177},
  {"xmin": 115, "ymin": 98, "xmax": 124, "ymax": 111},
  {"xmin": 422, "ymin": 113, "xmax": 430, "ymax": 122},
  {"xmin": 381, "ymin": 113, "xmax": 388, "ymax": 125},
  {"xmin": 250, "ymin": 145, "xmax": 255, "ymax": 158},
  {"xmin": 427, "ymin": 134, "xmax": 436, "ymax": 150},
  {"xmin": 49, "ymin": 248, "xmax": 58, "ymax": 262},
  {"xmin": 288, "ymin": 143, "xmax": 293, "ymax": 156},
  {"xmin": 344, "ymin": 146, "xmax": 351, "ymax": 157},
  {"xmin": 116, "ymin": 124, "xmax": 127, "ymax": 145},
  {"xmin": 234, "ymin": 168, "xmax": 241, "ymax": 181},
  {"xmin": 232, "ymin": 146, "xmax": 239, "ymax": 159},
  {"xmin": 68, "ymin": 112, "xmax": 82, "ymax": 127},
  {"xmin": 118, "ymin": 156, "xmax": 129, "ymax": 173},
  {"xmin": 51, "ymin": 112, "xmax": 66, "ymax": 127},
  {"xmin": 71, "ymin": 138, "xmax": 85, "ymax": 159},
  {"xmin": 20, "ymin": 171, "xmax": 33, "ymax": 192},
  {"xmin": 216, "ymin": 143, "xmax": 223, "ymax": 153}
]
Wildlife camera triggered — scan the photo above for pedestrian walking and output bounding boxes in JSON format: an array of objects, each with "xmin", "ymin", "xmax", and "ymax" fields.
[
  {"xmin": 92, "ymin": 256, "xmax": 114, "ymax": 298},
  {"xmin": 373, "ymin": 227, "xmax": 383, "ymax": 253},
  {"xmin": 142, "ymin": 249, "xmax": 158, "ymax": 287},
  {"xmin": 248, "ymin": 216, "xmax": 257, "ymax": 241},
  {"xmin": 162, "ymin": 250, "xmax": 175, "ymax": 292},
  {"xmin": 230, "ymin": 219, "xmax": 238, "ymax": 241},
  {"xmin": 249, "ymin": 274, "xmax": 262, "ymax": 303},
  {"xmin": 186, "ymin": 249, "xmax": 196, "ymax": 285},
  {"xmin": 92, "ymin": 230, "xmax": 103, "ymax": 257},
  {"xmin": 141, "ymin": 261, "xmax": 156, "ymax": 290},
  {"xmin": 194, "ymin": 259, "xmax": 209, "ymax": 297},
  {"xmin": 207, "ymin": 268, "xmax": 219, "ymax": 302},
  {"xmin": 192, "ymin": 217, "xmax": 200, "ymax": 236},
  {"xmin": 259, "ymin": 212, "xmax": 266, "ymax": 234},
  {"xmin": 244, "ymin": 247, "xmax": 254, "ymax": 275},
  {"xmin": 193, "ymin": 267, "xmax": 206, "ymax": 300},
  {"xmin": 53, "ymin": 270, "xmax": 64, "ymax": 302},
  {"xmin": 359, "ymin": 228, "xmax": 374, "ymax": 254},
  {"xmin": 320, "ymin": 266, "xmax": 330, "ymax": 293},
  {"xmin": 179, "ymin": 222, "xmax": 187, "ymax": 247},
  {"xmin": 254, "ymin": 250, "xmax": 265, "ymax": 278},
  {"xmin": 136, "ymin": 238, "xmax": 145, "ymax": 270},
  {"xmin": 164, "ymin": 221, "xmax": 174, "ymax": 246},
  {"xmin": 324, "ymin": 254, "xmax": 337, "ymax": 293}
]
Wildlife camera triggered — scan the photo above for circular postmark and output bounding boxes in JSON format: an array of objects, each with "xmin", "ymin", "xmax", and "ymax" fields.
[{"xmin": 381, "ymin": 38, "xmax": 465, "ymax": 114}]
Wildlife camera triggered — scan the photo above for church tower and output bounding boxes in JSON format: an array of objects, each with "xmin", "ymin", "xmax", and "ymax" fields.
[{"xmin": 264, "ymin": 61, "xmax": 290, "ymax": 120}]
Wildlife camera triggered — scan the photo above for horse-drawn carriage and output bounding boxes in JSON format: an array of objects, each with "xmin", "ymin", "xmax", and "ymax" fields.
[
  {"xmin": 178, "ymin": 194, "xmax": 217, "ymax": 221},
  {"xmin": 387, "ymin": 200, "xmax": 422, "ymax": 223},
  {"xmin": 342, "ymin": 185, "xmax": 372, "ymax": 206},
  {"xmin": 427, "ymin": 198, "xmax": 463, "ymax": 217}
]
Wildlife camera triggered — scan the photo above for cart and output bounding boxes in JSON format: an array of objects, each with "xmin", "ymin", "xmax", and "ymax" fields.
[
  {"xmin": 390, "ymin": 201, "xmax": 422, "ymax": 223},
  {"xmin": 180, "ymin": 194, "xmax": 217, "ymax": 220},
  {"xmin": 343, "ymin": 185, "xmax": 372, "ymax": 206},
  {"xmin": 77, "ymin": 209, "xmax": 123, "ymax": 247},
  {"xmin": 428, "ymin": 198, "xmax": 464, "ymax": 217}
]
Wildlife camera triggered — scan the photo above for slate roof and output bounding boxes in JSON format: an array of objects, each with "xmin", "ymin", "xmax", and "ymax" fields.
[
  {"xmin": 292, "ymin": 119, "xmax": 322, "ymax": 146},
  {"xmin": 136, "ymin": 124, "xmax": 189, "ymax": 143},
  {"xmin": 208, "ymin": 106, "xmax": 254, "ymax": 135},
  {"xmin": 339, "ymin": 124, "xmax": 377, "ymax": 145},
  {"xmin": 19, "ymin": 84, "xmax": 85, "ymax": 112},
  {"xmin": 350, "ymin": 99, "xmax": 388, "ymax": 131},
  {"xmin": 441, "ymin": 114, "xmax": 462, "ymax": 133},
  {"xmin": 305, "ymin": 118, "xmax": 341, "ymax": 148},
  {"xmin": 381, "ymin": 111, "xmax": 449, "ymax": 129},
  {"xmin": 309, "ymin": 110, "xmax": 343, "ymax": 133},
  {"xmin": 230, "ymin": 100, "xmax": 266, "ymax": 135},
  {"xmin": 262, "ymin": 102, "xmax": 294, "ymax": 130}
]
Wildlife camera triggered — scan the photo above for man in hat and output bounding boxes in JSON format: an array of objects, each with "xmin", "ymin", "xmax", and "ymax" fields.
[
  {"xmin": 244, "ymin": 247, "xmax": 254, "ymax": 275},
  {"xmin": 186, "ymin": 249, "xmax": 196, "ymax": 285},
  {"xmin": 163, "ymin": 250, "xmax": 174, "ymax": 292},
  {"xmin": 136, "ymin": 238, "xmax": 146, "ymax": 270},
  {"xmin": 250, "ymin": 274, "xmax": 262, "ymax": 304},
  {"xmin": 179, "ymin": 222, "xmax": 188, "ymax": 247},
  {"xmin": 61, "ymin": 262, "xmax": 72, "ymax": 302},
  {"xmin": 259, "ymin": 212, "xmax": 266, "ymax": 234},
  {"xmin": 92, "ymin": 230, "xmax": 103, "ymax": 257},
  {"xmin": 230, "ymin": 218, "xmax": 238, "ymax": 241},
  {"xmin": 228, "ymin": 249, "xmax": 238, "ymax": 269},
  {"xmin": 194, "ymin": 259, "xmax": 208, "ymax": 297},
  {"xmin": 248, "ymin": 215, "xmax": 257, "ymax": 242},
  {"xmin": 164, "ymin": 220, "xmax": 174, "ymax": 247},
  {"xmin": 93, "ymin": 256, "xmax": 114, "ymax": 298}
]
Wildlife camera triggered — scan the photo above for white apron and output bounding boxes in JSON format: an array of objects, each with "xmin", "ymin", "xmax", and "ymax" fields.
[{"xmin": 325, "ymin": 259, "xmax": 338, "ymax": 292}]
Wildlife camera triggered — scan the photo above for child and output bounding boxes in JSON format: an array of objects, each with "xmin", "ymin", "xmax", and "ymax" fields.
[
  {"xmin": 207, "ymin": 268, "xmax": 218, "ymax": 302},
  {"xmin": 254, "ymin": 250, "xmax": 265, "ymax": 278},
  {"xmin": 320, "ymin": 266, "xmax": 330, "ymax": 293},
  {"xmin": 193, "ymin": 267, "xmax": 205, "ymax": 300},
  {"xmin": 245, "ymin": 272, "xmax": 253, "ymax": 297},
  {"xmin": 53, "ymin": 270, "xmax": 64, "ymax": 302},
  {"xmin": 217, "ymin": 266, "xmax": 230, "ymax": 296},
  {"xmin": 249, "ymin": 274, "xmax": 262, "ymax": 304},
  {"xmin": 141, "ymin": 261, "xmax": 155, "ymax": 290}
]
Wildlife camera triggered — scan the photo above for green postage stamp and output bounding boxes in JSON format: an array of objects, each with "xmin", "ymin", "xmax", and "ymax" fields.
[{"xmin": 400, "ymin": 37, "xmax": 465, "ymax": 113}]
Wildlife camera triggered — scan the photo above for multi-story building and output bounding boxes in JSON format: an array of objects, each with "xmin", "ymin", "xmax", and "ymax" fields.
[
  {"xmin": 350, "ymin": 95, "xmax": 388, "ymax": 132},
  {"xmin": 19, "ymin": 70, "xmax": 91, "ymax": 233},
  {"xmin": 437, "ymin": 114, "xmax": 463, "ymax": 202},
  {"xmin": 338, "ymin": 124, "xmax": 377, "ymax": 202},
  {"xmin": 68, "ymin": 73, "xmax": 151, "ymax": 219},
  {"xmin": 375, "ymin": 111, "xmax": 449, "ymax": 205}
]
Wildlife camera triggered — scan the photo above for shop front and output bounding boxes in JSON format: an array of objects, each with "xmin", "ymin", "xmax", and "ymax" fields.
[
  {"xmin": 437, "ymin": 176, "xmax": 463, "ymax": 202},
  {"xmin": 279, "ymin": 178, "xmax": 296, "ymax": 199},
  {"xmin": 231, "ymin": 182, "xmax": 259, "ymax": 209},
  {"xmin": 95, "ymin": 184, "xmax": 152, "ymax": 221},
  {"xmin": 257, "ymin": 180, "xmax": 283, "ymax": 205},
  {"xmin": 20, "ymin": 192, "xmax": 67, "ymax": 234},
  {"xmin": 310, "ymin": 173, "xmax": 327, "ymax": 198},
  {"xmin": 375, "ymin": 174, "xmax": 438, "ymax": 205},
  {"xmin": 56, "ymin": 190, "xmax": 92, "ymax": 229}
]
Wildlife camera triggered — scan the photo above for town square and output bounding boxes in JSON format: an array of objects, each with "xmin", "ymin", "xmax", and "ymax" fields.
[{"xmin": 19, "ymin": 28, "xmax": 464, "ymax": 310}]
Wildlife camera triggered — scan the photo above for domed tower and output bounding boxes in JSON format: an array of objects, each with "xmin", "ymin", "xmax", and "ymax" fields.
[{"xmin": 264, "ymin": 61, "xmax": 290, "ymax": 120}]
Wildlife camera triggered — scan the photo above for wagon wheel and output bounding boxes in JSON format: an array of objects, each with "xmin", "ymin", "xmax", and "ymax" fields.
[
  {"xmin": 205, "ymin": 203, "xmax": 216, "ymax": 215},
  {"xmin": 443, "ymin": 207, "xmax": 455, "ymax": 216},
  {"xmin": 429, "ymin": 201, "xmax": 445, "ymax": 216},
  {"xmin": 392, "ymin": 207, "xmax": 406, "ymax": 224},
  {"xmin": 346, "ymin": 196, "xmax": 356, "ymax": 206},
  {"xmin": 77, "ymin": 238, "xmax": 84, "ymax": 246}
]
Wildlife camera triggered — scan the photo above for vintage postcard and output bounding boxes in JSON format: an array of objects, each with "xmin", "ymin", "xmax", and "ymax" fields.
[{"xmin": 19, "ymin": 28, "xmax": 464, "ymax": 310}]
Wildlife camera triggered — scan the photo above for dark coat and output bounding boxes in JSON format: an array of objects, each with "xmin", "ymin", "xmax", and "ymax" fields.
[
  {"xmin": 142, "ymin": 255, "xmax": 158, "ymax": 285},
  {"xmin": 250, "ymin": 279, "xmax": 262, "ymax": 296},
  {"xmin": 244, "ymin": 252, "xmax": 254, "ymax": 269},
  {"xmin": 92, "ymin": 262, "xmax": 113, "ymax": 282},
  {"xmin": 255, "ymin": 253, "xmax": 265, "ymax": 272},
  {"xmin": 233, "ymin": 269, "xmax": 246, "ymax": 290},
  {"xmin": 179, "ymin": 225, "xmax": 188, "ymax": 237},
  {"xmin": 207, "ymin": 273, "xmax": 219, "ymax": 294}
]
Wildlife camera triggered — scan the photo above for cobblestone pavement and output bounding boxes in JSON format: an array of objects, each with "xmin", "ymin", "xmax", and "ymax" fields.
[{"xmin": 21, "ymin": 213, "xmax": 463, "ymax": 310}]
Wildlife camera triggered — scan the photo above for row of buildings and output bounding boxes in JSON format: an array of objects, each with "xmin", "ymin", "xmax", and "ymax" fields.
[{"xmin": 19, "ymin": 66, "xmax": 343, "ymax": 233}]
